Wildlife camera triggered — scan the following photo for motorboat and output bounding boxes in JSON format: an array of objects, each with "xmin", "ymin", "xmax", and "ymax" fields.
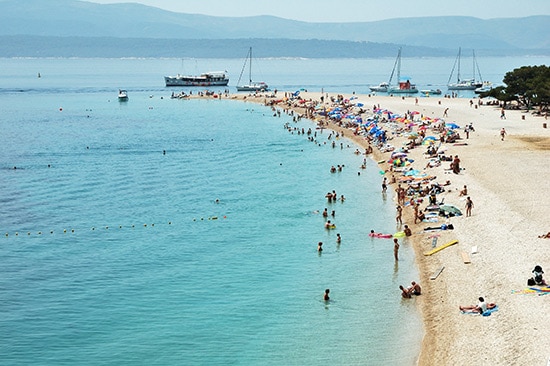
[
  {"xmin": 420, "ymin": 89, "xmax": 442, "ymax": 95},
  {"xmin": 369, "ymin": 82, "xmax": 389, "ymax": 92},
  {"xmin": 118, "ymin": 89, "xmax": 128, "ymax": 101}
]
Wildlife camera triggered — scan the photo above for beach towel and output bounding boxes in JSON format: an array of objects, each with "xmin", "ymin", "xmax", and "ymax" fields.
[
  {"xmin": 461, "ymin": 305, "xmax": 499, "ymax": 316},
  {"xmin": 511, "ymin": 287, "xmax": 550, "ymax": 296}
]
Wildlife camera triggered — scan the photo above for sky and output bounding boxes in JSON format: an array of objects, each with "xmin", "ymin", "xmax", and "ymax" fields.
[{"xmin": 88, "ymin": 0, "xmax": 550, "ymax": 22}]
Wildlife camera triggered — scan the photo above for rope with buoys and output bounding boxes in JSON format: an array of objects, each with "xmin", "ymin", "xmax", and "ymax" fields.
[{"xmin": 3, "ymin": 215, "xmax": 228, "ymax": 238}]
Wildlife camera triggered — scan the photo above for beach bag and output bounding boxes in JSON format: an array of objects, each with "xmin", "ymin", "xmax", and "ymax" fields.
[{"xmin": 527, "ymin": 278, "xmax": 536, "ymax": 286}]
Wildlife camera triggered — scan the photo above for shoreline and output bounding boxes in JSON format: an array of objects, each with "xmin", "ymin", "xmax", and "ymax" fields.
[{"xmin": 214, "ymin": 91, "xmax": 550, "ymax": 365}]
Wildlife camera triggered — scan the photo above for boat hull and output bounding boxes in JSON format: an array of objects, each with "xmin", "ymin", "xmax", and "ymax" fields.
[
  {"xmin": 388, "ymin": 87, "xmax": 418, "ymax": 94},
  {"xmin": 369, "ymin": 82, "xmax": 389, "ymax": 92},
  {"xmin": 236, "ymin": 82, "xmax": 268, "ymax": 92},
  {"xmin": 420, "ymin": 89, "xmax": 442, "ymax": 95},
  {"xmin": 447, "ymin": 83, "xmax": 481, "ymax": 91}
]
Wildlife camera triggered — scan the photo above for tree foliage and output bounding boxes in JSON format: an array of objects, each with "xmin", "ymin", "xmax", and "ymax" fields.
[{"xmin": 484, "ymin": 65, "xmax": 550, "ymax": 109}]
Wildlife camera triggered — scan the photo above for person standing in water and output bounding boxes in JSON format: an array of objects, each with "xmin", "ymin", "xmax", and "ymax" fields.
[{"xmin": 393, "ymin": 238, "xmax": 400, "ymax": 261}]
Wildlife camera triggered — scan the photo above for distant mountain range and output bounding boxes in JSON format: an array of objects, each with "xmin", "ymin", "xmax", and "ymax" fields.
[{"xmin": 0, "ymin": 0, "xmax": 549, "ymax": 57}]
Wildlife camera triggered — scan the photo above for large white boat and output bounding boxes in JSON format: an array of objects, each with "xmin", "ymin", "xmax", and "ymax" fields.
[
  {"xmin": 164, "ymin": 71, "xmax": 229, "ymax": 87},
  {"xmin": 447, "ymin": 48, "xmax": 483, "ymax": 90},
  {"xmin": 236, "ymin": 47, "xmax": 269, "ymax": 92},
  {"xmin": 387, "ymin": 48, "xmax": 418, "ymax": 94}
]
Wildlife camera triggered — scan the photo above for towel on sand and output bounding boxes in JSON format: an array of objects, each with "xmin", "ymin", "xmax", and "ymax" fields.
[{"xmin": 461, "ymin": 305, "xmax": 499, "ymax": 316}]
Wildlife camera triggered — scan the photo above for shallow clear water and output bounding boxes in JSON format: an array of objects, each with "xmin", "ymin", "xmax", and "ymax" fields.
[{"xmin": 3, "ymin": 55, "xmax": 546, "ymax": 365}]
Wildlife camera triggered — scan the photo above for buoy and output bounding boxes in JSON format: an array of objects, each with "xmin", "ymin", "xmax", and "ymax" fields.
[
  {"xmin": 143, "ymin": 224, "xmax": 147, "ymax": 227},
  {"xmin": 105, "ymin": 226, "xmax": 109, "ymax": 229},
  {"xmin": 168, "ymin": 221, "xmax": 172, "ymax": 225},
  {"xmin": 71, "ymin": 229, "xmax": 74, "ymax": 233},
  {"xmin": 151, "ymin": 223, "xmax": 154, "ymax": 227},
  {"xmin": 38, "ymin": 231, "xmax": 42, "ymax": 235},
  {"xmin": 64, "ymin": 229, "xmax": 67, "ymax": 233},
  {"xmin": 50, "ymin": 231, "xmax": 53, "ymax": 234},
  {"xmin": 119, "ymin": 225, "xmax": 122, "ymax": 229},
  {"xmin": 5, "ymin": 233, "xmax": 7, "ymax": 237},
  {"xmin": 15, "ymin": 232, "xmax": 18, "ymax": 236}
]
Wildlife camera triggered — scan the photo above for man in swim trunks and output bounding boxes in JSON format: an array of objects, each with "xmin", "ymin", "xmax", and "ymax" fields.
[
  {"xmin": 409, "ymin": 281, "xmax": 421, "ymax": 295},
  {"xmin": 459, "ymin": 297, "xmax": 496, "ymax": 314}
]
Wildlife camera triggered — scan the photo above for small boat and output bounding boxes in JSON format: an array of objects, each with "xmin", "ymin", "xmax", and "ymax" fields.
[
  {"xmin": 369, "ymin": 82, "xmax": 389, "ymax": 92},
  {"xmin": 474, "ymin": 82, "xmax": 495, "ymax": 94},
  {"xmin": 387, "ymin": 48, "xmax": 418, "ymax": 94},
  {"xmin": 447, "ymin": 48, "xmax": 483, "ymax": 90},
  {"xmin": 118, "ymin": 89, "xmax": 128, "ymax": 101},
  {"xmin": 164, "ymin": 71, "xmax": 229, "ymax": 87},
  {"xmin": 236, "ymin": 47, "xmax": 269, "ymax": 92},
  {"xmin": 420, "ymin": 89, "xmax": 442, "ymax": 95}
]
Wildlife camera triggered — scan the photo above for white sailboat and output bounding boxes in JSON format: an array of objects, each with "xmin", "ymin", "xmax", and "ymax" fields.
[
  {"xmin": 447, "ymin": 48, "xmax": 483, "ymax": 90},
  {"xmin": 236, "ymin": 47, "xmax": 268, "ymax": 92},
  {"xmin": 387, "ymin": 47, "xmax": 418, "ymax": 94}
]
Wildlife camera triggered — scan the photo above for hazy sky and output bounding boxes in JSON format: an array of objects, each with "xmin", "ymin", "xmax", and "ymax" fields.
[{"xmin": 89, "ymin": 0, "xmax": 550, "ymax": 22}]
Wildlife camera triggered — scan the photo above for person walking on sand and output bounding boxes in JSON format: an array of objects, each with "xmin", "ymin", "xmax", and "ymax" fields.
[
  {"xmin": 465, "ymin": 196, "xmax": 474, "ymax": 217},
  {"xmin": 500, "ymin": 128, "xmax": 507, "ymax": 141},
  {"xmin": 393, "ymin": 238, "xmax": 400, "ymax": 261},
  {"xmin": 500, "ymin": 108, "xmax": 506, "ymax": 119},
  {"xmin": 443, "ymin": 108, "xmax": 449, "ymax": 117}
]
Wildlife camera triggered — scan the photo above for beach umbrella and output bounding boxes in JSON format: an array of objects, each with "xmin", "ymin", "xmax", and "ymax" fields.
[
  {"xmin": 391, "ymin": 152, "xmax": 407, "ymax": 158},
  {"xmin": 439, "ymin": 204, "xmax": 462, "ymax": 216},
  {"xmin": 445, "ymin": 123, "xmax": 460, "ymax": 129}
]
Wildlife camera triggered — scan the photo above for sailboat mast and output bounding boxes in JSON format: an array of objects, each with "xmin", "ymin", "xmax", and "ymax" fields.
[
  {"xmin": 457, "ymin": 47, "xmax": 461, "ymax": 83},
  {"xmin": 473, "ymin": 50, "xmax": 482, "ymax": 81},
  {"xmin": 249, "ymin": 47, "xmax": 252, "ymax": 83},
  {"xmin": 396, "ymin": 48, "xmax": 401, "ymax": 85}
]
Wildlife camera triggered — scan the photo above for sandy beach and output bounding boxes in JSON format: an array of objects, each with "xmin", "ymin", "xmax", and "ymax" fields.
[{"xmin": 222, "ymin": 91, "xmax": 550, "ymax": 365}]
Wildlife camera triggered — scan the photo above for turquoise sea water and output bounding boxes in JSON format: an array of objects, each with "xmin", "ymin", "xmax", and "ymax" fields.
[{"xmin": 1, "ymin": 56, "xmax": 547, "ymax": 365}]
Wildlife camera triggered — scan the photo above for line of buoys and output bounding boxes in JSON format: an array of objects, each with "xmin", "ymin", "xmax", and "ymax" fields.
[{"xmin": 3, "ymin": 216, "xmax": 226, "ymax": 238}]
